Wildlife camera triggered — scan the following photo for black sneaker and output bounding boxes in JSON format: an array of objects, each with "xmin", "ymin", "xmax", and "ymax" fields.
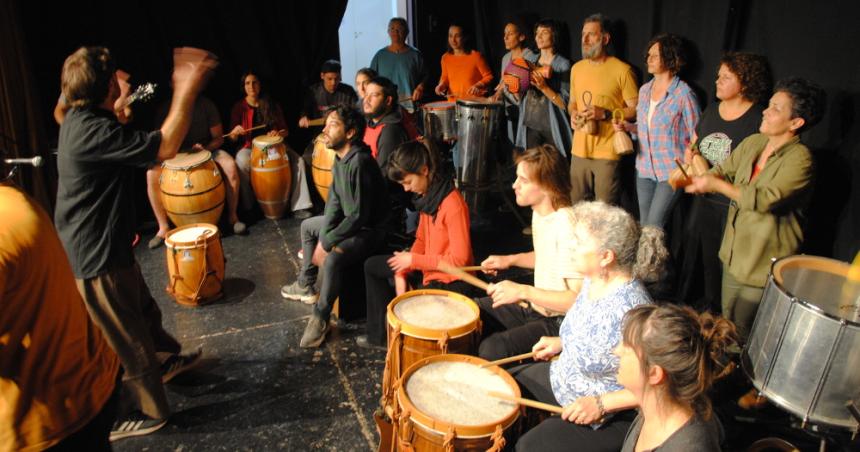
[
  {"xmin": 161, "ymin": 347, "xmax": 203, "ymax": 383},
  {"xmin": 110, "ymin": 412, "xmax": 167, "ymax": 441}
]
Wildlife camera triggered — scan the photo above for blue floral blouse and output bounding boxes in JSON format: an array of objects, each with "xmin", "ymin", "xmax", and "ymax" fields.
[{"xmin": 550, "ymin": 278, "xmax": 652, "ymax": 407}]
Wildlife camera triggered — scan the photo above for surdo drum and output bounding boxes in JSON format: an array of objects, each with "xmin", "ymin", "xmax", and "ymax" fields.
[
  {"xmin": 422, "ymin": 102, "xmax": 458, "ymax": 143},
  {"xmin": 164, "ymin": 223, "xmax": 225, "ymax": 306}
]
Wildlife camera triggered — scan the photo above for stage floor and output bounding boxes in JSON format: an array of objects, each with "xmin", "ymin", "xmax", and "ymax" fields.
[{"xmin": 114, "ymin": 204, "xmax": 531, "ymax": 451}]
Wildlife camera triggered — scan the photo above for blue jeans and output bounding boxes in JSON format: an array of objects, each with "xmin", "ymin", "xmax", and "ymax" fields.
[{"xmin": 636, "ymin": 177, "xmax": 679, "ymax": 227}]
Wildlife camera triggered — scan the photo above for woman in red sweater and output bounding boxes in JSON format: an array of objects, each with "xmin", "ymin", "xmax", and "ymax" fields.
[
  {"xmin": 359, "ymin": 140, "xmax": 473, "ymax": 349},
  {"xmin": 434, "ymin": 23, "xmax": 493, "ymax": 101}
]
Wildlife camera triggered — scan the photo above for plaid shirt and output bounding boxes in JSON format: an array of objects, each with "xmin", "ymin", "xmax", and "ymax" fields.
[{"xmin": 635, "ymin": 76, "xmax": 700, "ymax": 181}]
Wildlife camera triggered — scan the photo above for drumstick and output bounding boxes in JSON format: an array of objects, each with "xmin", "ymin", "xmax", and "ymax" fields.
[
  {"xmin": 487, "ymin": 391, "xmax": 564, "ymax": 415},
  {"xmin": 479, "ymin": 351, "xmax": 536, "ymax": 368},
  {"xmin": 222, "ymin": 124, "xmax": 266, "ymax": 138},
  {"xmin": 437, "ymin": 261, "xmax": 488, "ymax": 291},
  {"xmin": 458, "ymin": 266, "xmax": 484, "ymax": 272},
  {"xmin": 674, "ymin": 158, "xmax": 689, "ymax": 179},
  {"xmin": 307, "ymin": 118, "xmax": 326, "ymax": 127}
]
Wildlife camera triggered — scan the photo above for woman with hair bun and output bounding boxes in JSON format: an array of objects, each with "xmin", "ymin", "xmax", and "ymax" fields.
[
  {"xmin": 514, "ymin": 201, "xmax": 669, "ymax": 452},
  {"xmin": 617, "ymin": 304, "xmax": 739, "ymax": 451}
]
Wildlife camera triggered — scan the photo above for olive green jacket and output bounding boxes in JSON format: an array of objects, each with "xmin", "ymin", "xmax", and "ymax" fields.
[{"xmin": 712, "ymin": 134, "xmax": 814, "ymax": 287}]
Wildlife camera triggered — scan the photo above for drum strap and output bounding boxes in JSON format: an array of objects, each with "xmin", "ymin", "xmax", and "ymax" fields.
[{"xmin": 394, "ymin": 405, "xmax": 415, "ymax": 452}]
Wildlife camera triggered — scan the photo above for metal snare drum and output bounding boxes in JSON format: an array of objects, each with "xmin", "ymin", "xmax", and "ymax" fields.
[
  {"xmin": 422, "ymin": 101, "xmax": 457, "ymax": 142},
  {"xmin": 743, "ymin": 255, "xmax": 860, "ymax": 430}
]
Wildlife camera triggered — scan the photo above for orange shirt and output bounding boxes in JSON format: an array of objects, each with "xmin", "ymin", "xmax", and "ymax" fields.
[
  {"xmin": 409, "ymin": 189, "xmax": 473, "ymax": 285},
  {"xmin": 0, "ymin": 185, "xmax": 119, "ymax": 451},
  {"xmin": 439, "ymin": 51, "xmax": 494, "ymax": 101}
]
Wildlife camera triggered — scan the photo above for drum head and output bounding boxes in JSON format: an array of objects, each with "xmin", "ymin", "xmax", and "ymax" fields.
[
  {"xmin": 393, "ymin": 293, "xmax": 477, "ymax": 330},
  {"xmin": 163, "ymin": 150, "xmax": 212, "ymax": 169},
  {"xmin": 456, "ymin": 98, "xmax": 503, "ymax": 108},
  {"xmin": 772, "ymin": 255, "xmax": 860, "ymax": 324},
  {"xmin": 166, "ymin": 223, "xmax": 218, "ymax": 248},
  {"xmin": 423, "ymin": 101, "xmax": 455, "ymax": 111},
  {"xmin": 252, "ymin": 135, "xmax": 283, "ymax": 147}
]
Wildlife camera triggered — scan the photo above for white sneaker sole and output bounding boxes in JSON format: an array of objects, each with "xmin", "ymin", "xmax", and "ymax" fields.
[{"xmin": 110, "ymin": 418, "xmax": 167, "ymax": 441}]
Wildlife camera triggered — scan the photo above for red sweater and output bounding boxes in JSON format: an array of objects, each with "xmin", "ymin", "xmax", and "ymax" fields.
[
  {"xmin": 406, "ymin": 189, "xmax": 473, "ymax": 285},
  {"xmin": 229, "ymin": 99, "xmax": 288, "ymax": 149}
]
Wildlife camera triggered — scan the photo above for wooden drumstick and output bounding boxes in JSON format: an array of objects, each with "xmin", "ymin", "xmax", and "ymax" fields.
[
  {"xmin": 458, "ymin": 266, "xmax": 484, "ymax": 272},
  {"xmin": 674, "ymin": 158, "xmax": 689, "ymax": 179},
  {"xmin": 222, "ymin": 124, "xmax": 266, "ymax": 138},
  {"xmin": 437, "ymin": 261, "xmax": 489, "ymax": 291},
  {"xmin": 307, "ymin": 118, "xmax": 326, "ymax": 127},
  {"xmin": 487, "ymin": 391, "xmax": 564, "ymax": 415},
  {"xmin": 479, "ymin": 351, "xmax": 536, "ymax": 368}
]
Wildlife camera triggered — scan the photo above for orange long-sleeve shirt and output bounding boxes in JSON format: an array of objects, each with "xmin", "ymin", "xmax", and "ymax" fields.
[
  {"xmin": 408, "ymin": 189, "xmax": 473, "ymax": 285},
  {"xmin": 439, "ymin": 51, "xmax": 494, "ymax": 101}
]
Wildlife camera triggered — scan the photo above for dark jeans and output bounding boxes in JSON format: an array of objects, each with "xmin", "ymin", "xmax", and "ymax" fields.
[
  {"xmin": 298, "ymin": 215, "xmax": 385, "ymax": 321},
  {"xmin": 476, "ymin": 297, "xmax": 561, "ymax": 361},
  {"xmin": 364, "ymin": 254, "xmax": 472, "ymax": 346},
  {"xmin": 48, "ymin": 372, "xmax": 121, "ymax": 452},
  {"xmin": 509, "ymin": 362, "xmax": 634, "ymax": 452}
]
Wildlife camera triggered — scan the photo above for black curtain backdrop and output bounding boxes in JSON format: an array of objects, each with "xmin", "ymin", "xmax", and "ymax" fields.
[
  {"xmin": 415, "ymin": 0, "xmax": 860, "ymax": 262},
  {"xmin": 10, "ymin": 0, "xmax": 860, "ymax": 261},
  {"xmin": 19, "ymin": 0, "xmax": 347, "ymax": 154}
]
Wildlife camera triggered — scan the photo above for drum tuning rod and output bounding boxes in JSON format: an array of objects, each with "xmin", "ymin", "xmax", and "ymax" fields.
[
  {"xmin": 487, "ymin": 391, "xmax": 564, "ymax": 414},
  {"xmin": 480, "ymin": 351, "xmax": 536, "ymax": 368}
]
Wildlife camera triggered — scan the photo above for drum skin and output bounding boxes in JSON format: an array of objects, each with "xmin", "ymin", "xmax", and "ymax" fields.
[
  {"xmin": 311, "ymin": 133, "xmax": 335, "ymax": 202},
  {"xmin": 393, "ymin": 354, "xmax": 520, "ymax": 451},
  {"xmin": 160, "ymin": 151, "xmax": 226, "ymax": 226},
  {"xmin": 251, "ymin": 136, "xmax": 292, "ymax": 219},
  {"xmin": 164, "ymin": 223, "xmax": 225, "ymax": 306}
]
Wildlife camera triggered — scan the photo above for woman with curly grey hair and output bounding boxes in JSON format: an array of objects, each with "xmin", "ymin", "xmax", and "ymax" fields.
[{"xmin": 513, "ymin": 201, "xmax": 668, "ymax": 452}]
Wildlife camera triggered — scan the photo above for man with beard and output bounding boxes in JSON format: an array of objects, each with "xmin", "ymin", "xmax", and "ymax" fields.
[
  {"xmin": 363, "ymin": 76, "xmax": 415, "ymax": 233},
  {"xmin": 568, "ymin": 14, "xmax": 639, "ymax": 204},
  {"xmin": 281, "ymin": 106, "xmax": 391, "ymax": 348}
]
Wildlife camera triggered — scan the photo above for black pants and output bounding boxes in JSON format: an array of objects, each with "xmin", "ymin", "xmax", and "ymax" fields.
[
  {"xmin": 298, "ymin": 215, "xmax": 385, "ymax": 320},
  {"xmin": 509, "ymin": 362, "xmax": 635, "ymax": 452},
  {"xmin": 476, "ymin": 297, "xmax": 561, "ymax": 361},
  {"xmin": 525, "ymin": 127, "xmax": 556, "ymax": 149},
  {"xmin": 677, "ymin": 194, "xmax": 729, "ymax": 313},
  {"xmin": 48, "ymin": 371, "xmax": 120, "ymax": 452},
  {"xmin": 364, "ymin": 254, "xmax": 472, "ymax": 346}
]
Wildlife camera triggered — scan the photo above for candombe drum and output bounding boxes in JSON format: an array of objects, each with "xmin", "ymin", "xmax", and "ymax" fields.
[
  {"xmin": 311, "ymin": 133, "xmax": 335, "ymax": 202},
  {"xmin": 422, "ymin": 101, "xmax": 458, "ymax": 142},
  {"xmin": 250, "ymin": 135, "xmax": 292, "ymax": 219},
  {"xmin": 381, "ymin": 290, "xmax": 482, "ymax": 415},
  {"xmin": 392, "ymin": 354, "xmax": 520, "ymax": 451},
  {"xmin": 164, "ymin": 223, "xmax": 225, "ymax": 306},
  {"xmin": 160, "ymin": 150, "xmax": 226, "ymax": 226},
  {"xmin": 456, "ymin": 98, "xmax": 503, "ymax": 212},
  {"xmin": 743, "ymin": 255, "xmax": 860, "ymax": 430}
]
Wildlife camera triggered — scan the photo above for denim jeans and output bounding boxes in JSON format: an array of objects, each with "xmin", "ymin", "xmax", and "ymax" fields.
[{"xmin": 636, "ymin": 177, "xmax": 679, "ymax": 227}]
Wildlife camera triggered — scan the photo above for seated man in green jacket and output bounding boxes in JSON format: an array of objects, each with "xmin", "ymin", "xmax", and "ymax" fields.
[
  {"xmin": 281, "ymin": 105, "xmax": 392, "ymax": 348},
  {"xmin": 686, "ymin": 77, "xmax": 825, "ymax": 340}
]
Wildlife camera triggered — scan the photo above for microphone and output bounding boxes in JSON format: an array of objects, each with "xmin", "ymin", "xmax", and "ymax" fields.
[{"xmin": 3, "ymin": 156, "xmax": 43, "ymax": 167}]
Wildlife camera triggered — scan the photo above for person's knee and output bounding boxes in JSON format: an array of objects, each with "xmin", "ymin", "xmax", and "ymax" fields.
[{"xmin": 478, "ymin": 334, "xmax": 508, "ymax": 361}]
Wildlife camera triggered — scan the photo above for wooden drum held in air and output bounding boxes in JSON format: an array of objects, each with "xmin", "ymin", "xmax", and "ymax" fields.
[
  {"xmin": 251, "ymin": 135, "xmax": 292, "ymax": 219},
  {"xmin": 164, "ymin": 223, "xmax": 225, "ymax": 306},
  {"xmin": 381, "ymin": 290, "xmax": 481, "ymax": 416},
  {"xmin": 392, "ymin": 354, "xmax": 520, "ymax": 451},
  {"xmin": 311, "ymin": 133, "xmax": 335, "ymax": 202},
  {"xmin": 160, "ymin": 150, "xmax": 226, "ymax": 226}
]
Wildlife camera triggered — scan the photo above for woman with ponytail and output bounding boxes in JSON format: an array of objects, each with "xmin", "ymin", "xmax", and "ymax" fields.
[
  {"xmin": 616, "ymin": 304, "xmax": 738, "ymax": 451},
  {"xmin": 358, "ymin": 139, "xmax": 473, "ymax": 350},
  {"xmin": 514, "ymin": 201, "xmax": 669, "ymax": 452}
]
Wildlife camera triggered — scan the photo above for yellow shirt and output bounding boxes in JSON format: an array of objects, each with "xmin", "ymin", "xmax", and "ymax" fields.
[
  {"xmin": 569, "ymin": 56, "xmax": 639, "ymax": 160},
  {"xmin": 0, "ymin": 185, "xmax": 119, "ymax": 451}
]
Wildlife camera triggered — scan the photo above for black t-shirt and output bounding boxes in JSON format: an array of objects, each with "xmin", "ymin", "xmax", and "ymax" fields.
[
  {"xmin": 55, "ymin": 107, "xmax": 161, "ymax": 279},
  {"xmin": 694, "ymin": 102, "xmax": 764, "ymax": 166},
  {"xmin": 302, "ymin": 82, "xmax": 358, "ymax": 119}
]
